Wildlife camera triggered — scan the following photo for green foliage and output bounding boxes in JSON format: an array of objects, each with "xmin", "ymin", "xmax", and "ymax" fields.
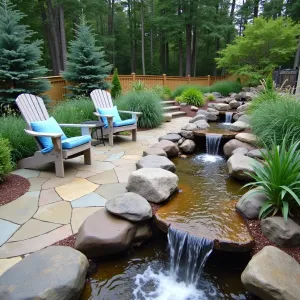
[
  {"xmin": 181, "ymin": 88, "xmax": 205, "ymax": 107},
  {"xmin": 250, "ymin": 94, "xmax": 300, "ymax": 148},
  {"xmin": 130, "ymin": 80, "xmax": 146, "ymax": 92},
  {"xmin": 172, "ymin": 85, "xmax": 210, "ymax": 99},
  {"xmin": 111, "ymin": 68, "xmax": 122, "ymax": 99},
  {"xmin": 210, "ymin": 81, "xmax": 242, "ymax": 96},
  {"xmin": 216, "ymin": 17, "xmax": 300, "ymax": 85},
  {"xmin": 151, "ymin": 85, "xmax": 172, "ymax": 100},
  {"xmin": 265, "ymin": 72, "xmax": 275, "ymax": 91},
  {"xmin": 52, "ymin": 97, "xmax": 96, "ymax": 137},
  {"xmin": 0, "ymin": 115, "xmax": 36, "ymax": 163},
  {"xmin": 63, "ymin": 15, "xmax": 112, "ymax": 97},
  {"xmin": 117, "ymin": 91, "xmax": 163, "ymax": 128},
  {"xmin": 243, "ymin": 138, "xmax": 300, "ymax": 222},
  {"xmin": 205, "ymin": 94, "xmax": 215, "ymax": 101},
  {"xmin": 0, "ymin": 0, "xmax": 50, "ymax": 106},
  {"xmin": 248, "ymin": 90, "xmax": 282, "ymax": 114},
  {"xmin": 0, "ymin": 137, "xmax": 12, "ymax": 181}
]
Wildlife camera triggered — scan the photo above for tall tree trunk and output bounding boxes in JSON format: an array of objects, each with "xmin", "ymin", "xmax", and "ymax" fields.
[
  {"xmin": 150, "ymin": 0, "xmax": 154, "ymax": 72},
  {"xmin": 253, "ymin": 0, "xmax": 259, "ymax": 18},
  {"xmin": 141, "ymin": 0, "xmax": 145, "ymax": 75},
  {"xmin": 165, "ymin": 42, "xmax": 169, "ymax": 74},
  {"xmin": 128, "ymin": 0, "xmax": 135, "ymax": 72},
  {"xmin": 191, "ymin": 25, "xmax": 197, "ymax": 77},
  {"xmin": 294, "ymin": 38, "xmax": 300, "ymax": 69},
  {"xmin": 226, "ymin": 0, "xmax": 236, "ymax": 44},
  {"xmin": 58, "ymin": 4, "xmax": 67, "ymax": 71},
  {"xmin": 185, "ymin": 23, "xmax": 192, "ymax": 76},
  {"xmin": 178, "ymin": 37, "xmax": 183, "ymax": 76}
]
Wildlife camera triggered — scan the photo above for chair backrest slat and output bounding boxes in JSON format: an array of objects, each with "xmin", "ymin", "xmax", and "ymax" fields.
[
  {"xmin": 16, "ymin": 94, "xmax": 49, "ymax": 127},
  {"xmin": 90, "ymin": 89, "xmax": 113, "ymax": 110}
]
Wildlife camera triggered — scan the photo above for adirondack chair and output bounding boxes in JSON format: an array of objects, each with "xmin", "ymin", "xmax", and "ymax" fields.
[
  {"xmin": 16, "ymin": 94, "xmax": 96, "ymax": 178},
  {"xmin": 90, "ymin": 89, "xmax": 142, "ymax": 146}
]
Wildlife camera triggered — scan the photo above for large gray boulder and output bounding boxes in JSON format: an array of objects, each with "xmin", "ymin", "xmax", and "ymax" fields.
[
  {"xmin": 158, "ymin": 133, "xmax": 181, "ymax": 143},
  {"xmin": 241, "ymin": 246, "xmax": 300, "ymax": 300},
  {"xmin": 230, "ymin": 121, "xmax": 250, "ymax": 132},
  {"xmin": 227, "ymin": 154, "xmax": 257, "ymax": 182},
  {"xmin": 212, "ymin": 92, "xmax": 222, "ymax": 98},
  {"xmin": 136, "ymin": 155, "xmax": 176, "ymax": 173},
  {"xmin": 207, "ymin": 107, "xmax": 219, "ymax": 115},
  {"xmin": 179, "ymin": 139, "xmax": 196, "ymax": 154},
  {"xmin": 238, "ymin": 114, "xmax": 251, "ymax": 124},
  {"xmin": 247, "ymin": 149, "xmax": 267, "ymax": 160},
  {"xmin": 192, "ymin": 114, "xmax": 207, "ymax": 122},
  {"xmin": 127, "ymin": 168, "xmax": 178, "ymax": 203},
  {"xmin": 222, "ymin": 97, "xmax": 233, "ymax": 104},
  {"xmin": 150, "ymin": 140, "xmax": 179, "ymax": 157},
  {"xmin": 261, "ymin": 217, "xmax": 300, "ymax": 247},
  {"xmin": 232, "ymin": 147, "xmax": 249, "ymax": 156},
  {"xmin": 180, "ymin": 130, "xmax": 194, "ymax": 139},
  {"xmin": 236, "ymin": 188, "xmax": 268, "ymax": 219},
  {"xmin": 237, "ymin": 103, "xmax": 251, "ymax": 113},
  {"xmin": 213, "ymin": 103, "xmax": 230, "ymax": 111},
  {"xmin": 106, "ymin": 192, "xmax": 152, "ymax": 222},
  {"xmin": 181, "ymin": 123, "xmax": 197, "ymax": 131},
  {"xmin": 194, "ymin": 120, "xmax": 210, "ymax": 129},
  {"xmin": 235, "ymin": 133, "xmax": 257, "ymax": 145},
  {"xmin": 229, "ymin": 99, "xmax": 240, "ymax": 109},
  {"xmin": 143, "ymin": 148, "xmax": 167, "ymax": 157},
  {"xmin": 0, "ymin": 246, "xmax": 89, "ymax": 300},
  {"xmin": 223, "ymin": 139, "xmax": 255, "ymax": 157}
]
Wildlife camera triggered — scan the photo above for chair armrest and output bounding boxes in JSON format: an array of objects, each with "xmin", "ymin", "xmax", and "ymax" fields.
[
  {"xmin": 118, "ymin": 110, "xmax": 142, "ymax": 116},
  {"xmin": 24, "ymin": 129, "xmax": 63, "ymax": 138},
  {"xmin": 93, "ymin": 112, "xmax": 114, "ymax": 118},
  {"xmin": 59, "ymin": 124, "xmax": 97, "ymax": 128}
]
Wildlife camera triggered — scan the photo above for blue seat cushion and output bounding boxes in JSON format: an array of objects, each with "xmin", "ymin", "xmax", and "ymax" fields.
[
  {"xmin": 31, "ymin": 117, "xmax": 67, "ymax": 154},
  {"xmin": 61, "ymin": 135, "xmax": 91, "ymax": 149},
  {"xmin": 113, "ymin": 118, "xmax": 136, "ymax": 127},
  {"xmin": 97, "ymin": 106, "xmax": 122, "ymax": 128}
]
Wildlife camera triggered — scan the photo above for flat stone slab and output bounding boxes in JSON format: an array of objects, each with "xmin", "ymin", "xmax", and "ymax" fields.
[
  {"xmin": 39, "ymin": 188, "xmax": 62, "ymax": 206},
  {"xmin": 158, "ymin": 133, "xmax": 182, "ymax": 143},
  {"xmin": 143, "ymin": 148, "xmax": 168, "ymax": 157},
  {"xmin": 76, "ymin": 161, "xmax": 115, "ymax": 173},
  {"xmin": 88, "ymin": 169, "xmax": 118, "ymax": 184},
  {"xmin": 136, "ymin": 155, "xmax": 176, "ymax": 173},
  {"xmin": 28, "ymin": 177, "xmax": 48, "ymax": 192},
  {"xmin": 105, "ymin": 152, "xmax": 125, "ymax": 162},
  {"xmin": 11, "ymin": 169, "xmax": 40, "ymax": 179},
  {"xmin": 56, "ymin": 178, "xmax": 98, "ymax": 201},
  {"xmin": 0, "ymin": 219, "xmax": 20, "ymax": 246},
  {"xmin": 114, "ymin": 167, "xmax": 131, "ymax": 183},
  {"xmin": 0, "ymin": 191, "xmax": 39, "ymax": 225},
  {"xmin": 71, "ymin": 193, "xmax": 107, "ymax": 208},
  {"xmin": 194, "ymin": 129, "xmax": 237, "ymax": 139},
  {"xmin": 0, "ymin": 257, "xmax": 22, "ymax": 277},
  {"xmin": 235, "ymin": 133, "xmax": 257, "ymax": 145}
]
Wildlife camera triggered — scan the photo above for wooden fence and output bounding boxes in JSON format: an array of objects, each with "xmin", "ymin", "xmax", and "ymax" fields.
[{"xmin": 42, "ymin": 73, "xmax": 228, "ymax": 104}]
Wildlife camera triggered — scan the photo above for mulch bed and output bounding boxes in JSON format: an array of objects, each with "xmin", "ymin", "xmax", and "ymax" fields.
[
  {"xmin": 0, "ymin": 174, "xmax": 30, "ymax": 206},
  {"xmin": 53, "ymin": 234, "xmax": 77, "ymax": 248}
]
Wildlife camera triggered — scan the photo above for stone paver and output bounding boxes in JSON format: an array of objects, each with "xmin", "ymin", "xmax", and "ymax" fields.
[
  {"xmin": 34, "ymin": 201, "xmax": 72, "ymax": 225},
  {"xmin": 55, "ymin": 178, "xmax": 98, "ymax": 201},
  {"xmin": 0, "ymin": 117, "xmax": 190, "ymax": 259},
  {"xmin": 71, "ymin": 193, "xmax": 107, "ymax": 208},
  {"xmin": 0, "ymin": 192, "xmax": 39, "ymax": 224},
  {"xmin": 0, "ymin": 219, "xmax": 20, "ymax": 246},
  {"xmin": 0, "ymin": 257, "xmax": 22, "ymax": 276}
]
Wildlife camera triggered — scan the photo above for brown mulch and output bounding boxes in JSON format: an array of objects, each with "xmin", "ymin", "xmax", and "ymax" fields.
[
  {"xmin": 53, "ymin": 234, "xmax": 77, "ymax": 248},
  {"xmin": 0, "ymin": 174, "xmax": 30, "ymax": 206},
  {"xmin": 246, "ymin": 218, "xmax": 300, "ymax": 263}
]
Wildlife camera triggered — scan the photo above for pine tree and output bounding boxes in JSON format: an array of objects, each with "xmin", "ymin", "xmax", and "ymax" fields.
[
  {"xmin": 63, "ymin": 15, "xmax": 112, "ymax": 97},
  {"xmin": 111, "ymin": 68, "xmax": 122, "ymax": 99},
  {"xmin": 0, "ymin": 0, "xmax": 50, "ymax": 107}
]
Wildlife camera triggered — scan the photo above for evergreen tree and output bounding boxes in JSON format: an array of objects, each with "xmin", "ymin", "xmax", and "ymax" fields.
[
  {"xmin": 63, "ymin": 16, "xmax": 112, "ymax": 97},
  {"xmin": 0, "ymin": 0, "xmax": 50, "ymax": 107},
  {"xmin": 111, "ymin": 68, "xmax": 122, "ymax": 99}
]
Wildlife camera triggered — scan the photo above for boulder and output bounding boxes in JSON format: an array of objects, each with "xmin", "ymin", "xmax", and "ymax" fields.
[
  {"xmin": 245, "ymin": 92, "xmax": 256, "ymax": 101},
  {"xmin": 241, "ymin": 246, "xmax": 300, "ymax": 300},
  {"xmin": 232, "ymin": 147, "xmax": 249, "ymax": 156},
  {"xmin": 247, "ymin": 149, "xmax": 267, "ymax": 160},
  {"xmin": 236, "ymin": 188, "xmax": 268, "ymax": 219},
  {"xmin": 179, "ymin": 139, "xmax": 196, "ymax": 154},
  {"xmin": 190, "ymin": 114, "xmax": 207, "ymax": 123},
  {"xmin": 227, "ymin": 154, "xmax": 257, "ymax": 182},
  {"xmin": 132, "ymin": 223, "xmax": 152, "ymax": 245},
  {"xmin": 143, "ymin": 148, "xmax": 167, "ymax": 157},
  {"xmin": 190, "ymin": 106, "xmax": 198, "ymax": 111},
  {"xmin": 106, "ymin": 192, "xmax": 152, "ymax": 222},
  {"xmin": 241, "ymin": 87, "xmax": 251, "ymax": 92},
  {"xmin": 150, "ymin": 140, "xmax": 180, "ymax": 157},
  {"xmin": 0, "ymin": 246, "xmax": 88, "ymax": 300},
  {"xmin": 180, "ymin": 102, "xmax": 187, "ymax": 107},
  {"xmin": 207, "ymin": 107, "xmax": 219, "ymax": 115},
  {"xmin": 223, "ymin": 139, "xmax": 255, "ymax": 157},
  {"xmin": 212, "ymin": 92, "xmax": 222, "ymax": 98},
  {"xmin": 127, "ymin": 168, "xmax": 178, "ymax": 203},
  {"xmin": 233, "ymin": 112, "xmax": 244, "ymax": 121},
  {"xmin": 75, "ymin": 208, "xmax": 138, "ymax": 257},
  {"xmin": 194, "ymin": 120, "xmax": 210, "ymax": 129},
  {"xmin": 221, "ymin": 97, "xmax": 233, "ymax": 104},
  {"xmin": 180, "ymin": 130, "xmax": 194, "ymax": 139},
  {"xmin": 235, "ymin": 133, "xmax": 257, "ymax": 145},
  {"xmin": 230, "ymin": 121, "xmax": 250, "ymax": 132},
  {"xmin": 163, "ymin": 113, "xmax": 172, "ymax": 122},
  {"xmin": 261, "ymin": 217, "xmax": 300, "ymax": 247},
  {"xmin": 238, "ymin": 114, "xmax": 251, "ymax": 124},
  {"xmin": 206, "ymin": 113, "xmax": 218, "ymax": 121},
  {"xmin": 197, "ymin": 109, "xmax": 209, "ymax": 116},
  {"xmin": 178, "ymin": 137, "xmax": 185, "ymax": 145},
  {"xmin": 213, "ymin": 103, "xmax": 230, "ymax": 111},
  {"xmin": 181, "ymin": 123, "xmax": 197, "ymax": 131},
  {"xmin": 229, "ymin": 99, "xmax": 240, "ymax": 109},
  {"xmin": 136, "ymin": 155, "xmax": 176, "ymax": 173},
  {"xmin": 158, "ymin": 133, "xmax": 182, "ymax": 143},
  {"xmin": 237, "ymin": 103, "xmax": 251, "ymax": 113},
  {"xmin": 234, "ymin": 93, "xmax": 242, "ymax": 101}
]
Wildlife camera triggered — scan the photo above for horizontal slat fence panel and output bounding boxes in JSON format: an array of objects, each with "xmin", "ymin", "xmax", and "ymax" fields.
[{"xmin": 42, "ymin": 74, "xmax": 230, "ymax": 105}]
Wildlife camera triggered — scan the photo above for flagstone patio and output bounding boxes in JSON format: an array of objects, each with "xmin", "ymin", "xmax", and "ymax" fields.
[{"xmin": 0, "ymin": 117, "xmax": 189, "ymax": 274}]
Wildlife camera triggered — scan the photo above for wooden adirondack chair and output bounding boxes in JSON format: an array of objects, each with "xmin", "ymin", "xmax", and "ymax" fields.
[
  {"xmin": 16, "ymin": 94, "xmax": 96, "ymax": 178},
  {"xmin": 90, "ymin": 89, "xmax": 142, "ymax": 146}
]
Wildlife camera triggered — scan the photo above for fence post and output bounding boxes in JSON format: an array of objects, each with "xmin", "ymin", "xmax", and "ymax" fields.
[
  {"xmin": 188, "ymin": 75, "xmax": 191, "ymax": 84},
  {"xmin": 162, "ymin": 74, "xmax": 166, "ymax": 86},
  {"xmin": 208, "ymin": 75, "xmax": 211, "ymax": 86},
  {"xmin": 132, "ymin": 72, "xmax": 136, "ymax": 82}
]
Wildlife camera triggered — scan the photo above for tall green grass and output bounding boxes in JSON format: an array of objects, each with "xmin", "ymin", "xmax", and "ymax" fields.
[
  {"xmin": 172, "ymin": 85, "xmax": 210, "ymax": 99},
  {"xmin": 210, "ymin": 80, "xmax": 242, "ymax": 96},
  {"xmin": 179, "ymin": 88, "xmax": 205, "ymax": 106}
]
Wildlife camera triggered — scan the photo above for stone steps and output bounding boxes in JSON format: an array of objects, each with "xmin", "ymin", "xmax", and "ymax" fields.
[
  {"xmin": 161, "ymin": 100, "xmax": 176, "ymax": 106},
  {"xmin": 170, "ymin": 111, "xmax": 186, "ymax": 118},
  {"xmin": 163, "ymin": 105, "xmax": 181, "ymax": 111}
]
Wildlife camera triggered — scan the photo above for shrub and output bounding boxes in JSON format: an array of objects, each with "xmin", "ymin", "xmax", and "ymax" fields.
[
  {"xmin": 131, "ymin": 80, "xmax": 147, "ymax": 92},
  {"xmin": 172, "ymin": 85, "xmax": 210, "ymax": 99},
  {"xmin": 151, "ymin": 85, "xmax": 172, "ymax": 100},
  {"xmin": 175, "ymin": 96, "xmax": 184, "ymax": 103},
  {"xmin": 181, "ymin": 88, "xmax": 205, "ymax": 107},
  {"xmin": 205, "ymin": 94, "xmax": 215, "ymax": 101},
  {"xmin": 210, "ymin": 80, "xmax": 242, "ymax": 96},
  {"xmin": 248, "ymin": 90, "xmax": 282, "ymax": 114},
  {"xmin": 111, "ymin": 68, "xmax": 122, "ymax": 99},
  {"xmin": 250, "ymin": 95, "xmax": 300, "ymax": 148},
  {"xmin": 0, "ymin": 137, "xmax": 12, "ymax": 181},
  {"xmin": 117, "ymin": 91, "xmax": 163, "ymax": 128},
  {"xmin": 243, "ymin": 138, "xmax": 300, "ymax": 221},
  {"xmin": 52, "ymin": 97, "xmax": 96, "ymax": 137}
]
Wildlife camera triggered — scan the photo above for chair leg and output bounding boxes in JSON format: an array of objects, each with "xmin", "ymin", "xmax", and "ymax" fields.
[
  {"xmin": 84, "ymin": 148, "xmax": 92, "ymax": 165},
  {"xmin": 55, "ymin": 157, "xmax": 64, "ymax": 178},
  {"xmin": 132, "ymin": 128, "xmax": 137, "ymax": 142},
  {"xmin": 109, "ymin": 129, "xmax": 114, "ymax": 146}
]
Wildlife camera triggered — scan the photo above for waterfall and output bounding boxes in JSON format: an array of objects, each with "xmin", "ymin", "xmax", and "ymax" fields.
[
  {"xmin": 206, "ymin": 134, "xmax": 222, "ymax": 156},
  {"xmin": 225, "ymin": 112, "xmax": 233, "ymax": 123},
  {"xmin": 168, "ymin": 227, "xmax": 214, "ymax": 286}
]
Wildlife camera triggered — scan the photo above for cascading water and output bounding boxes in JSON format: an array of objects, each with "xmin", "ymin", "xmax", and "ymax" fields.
[
  {"xmin": 206, "ymin": 134, "xmax": 222, "ymax": 156},
  {"xmin": 225, "ymin": 112, "xmax": 233, "ymax": 124},
  {"xmin": 133, "ymin": 227, "xmax": 214, "ymax": 300}
]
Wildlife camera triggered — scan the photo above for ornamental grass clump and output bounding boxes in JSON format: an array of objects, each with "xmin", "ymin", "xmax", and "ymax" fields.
[
  {"xmin": 243, "ymin": 138, "xmax": 300, "ymax": 222},
  {"xmin": 0, "ymin": 137, "xmax": 12, "ymax": 182},
  {"xmin": 117, "ymin": 91, "xmax": 163, "ymax": 128},
  {"xmin": 171, "ymin": 85, "xmax": 210, "ymax": 99},
  {"xmin": 210, "ymin": 80, "xmax": 242, "ymax": 96},
  {"xmin": 181, "ymin": 88, "xmax": 205, "ymax": 107}
]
